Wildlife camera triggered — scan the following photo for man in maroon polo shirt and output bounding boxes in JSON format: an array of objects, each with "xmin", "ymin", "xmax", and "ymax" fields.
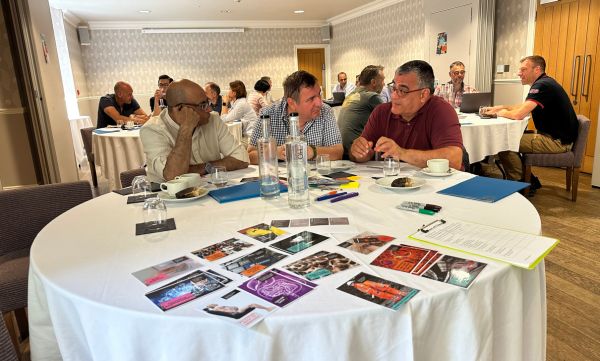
[{"xmin": 350, "ymin": 60, "xmax": 463, "ymax": 170}]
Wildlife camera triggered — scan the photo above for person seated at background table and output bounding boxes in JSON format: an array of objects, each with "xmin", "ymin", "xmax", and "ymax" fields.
[
  {"xmin": 247, "ymin": 70, "xmax": 343, "ymax": 165},
  {"xmin": 248, "ymin": 79, "xmax": 270, "ymax": 116},
  {"xmin": 380, "ymin": 81, "xmax": 392, "ymax": 103},
  {"xmin": 204, "ymin": 82, "xmax": 223, "ymax": 115},
  {"xmin": 355, "ymin": 75, "xmax": 360, "ymax": 87},
  {"xmin": 221, "ymin": 80, "xmax": 258, "ymax": 149},
  {"xmin": 150, "ymin": 74, "xmax": 173, "ymax": 116},
  {"xmin": 261, "ymin": 76, "xmax": 280, "ymax": 104},
  {"xmin": 97, "ymin": 81, "xmax": 149, "ymax": 128},
  {"xmin": 140, "ymin": 79, "xmax": 249, "ymax": 182},
  {"xmin": 338, "ymin": 65, "xmax": 385, "ymax": 159},
  {"xmin": 350, "ymin": 60, "xmax": 463, "ymax": 170},
  {"xmin": 433, "ymin": 61, "xmax": 477, "ymax": 108},
  {"xmin": 331, "ymin": 72, "xmax": 356, "ymax": 98},
  {"xmin": 486, "ymin": 55, "xmax": 579, "ymax": 183}
]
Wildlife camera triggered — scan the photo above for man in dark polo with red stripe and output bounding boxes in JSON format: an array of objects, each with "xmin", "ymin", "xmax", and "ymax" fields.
[
  {"xmin": 350, "ymin": 60, "xmax": 464, "ymax": 171},
  {"xmin": 488, "ymin": 55, "xmax": 578, "ymax": 183}
]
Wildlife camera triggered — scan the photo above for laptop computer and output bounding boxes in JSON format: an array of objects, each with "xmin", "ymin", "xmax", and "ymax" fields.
[
  {"xmin": 459, "ymin": 93, "xmax": 493, "ymax": 113},
  {"xmin": 323, "ymin": 92, "xmax": 346, "ymax": 107}
]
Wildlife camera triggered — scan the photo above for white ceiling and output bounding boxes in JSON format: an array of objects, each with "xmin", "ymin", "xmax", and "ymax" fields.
[{"xmin": 49, "ymin": 0, "xmax": 376, "ymax": 23}]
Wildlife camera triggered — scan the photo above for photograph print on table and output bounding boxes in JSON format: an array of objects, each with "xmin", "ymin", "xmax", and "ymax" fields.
[
  {"xmin": 420, "ymin": 255, "xmax": 487, "ymax": 288},
  {"xmin": 336, "ymin": 231, "xmax": 396, "ymax": 255},
  {"xmin": 200, "ymin": 289, "xmax": 279, "ymax": 329},
  {"xmin": 192, "ymin": 238, "xmax": 254, "ymax": 262},
  {"xmin": 238, "ymin": 223, "xmax": 287, "ymax": 243},
  {"xmin": 269, "ymin": 231, "xmax": 329, "ymax": 255},
  {"xmin": 220, "ymin": 248, "xmax": 289, "ymax": 277},
  {"xmin": 370, "ymin": 244, "xmax": 433, "ymax": 273},
  {"xmin": 238, "ymin": 268, "xmax": 318, "ymax": 308},
  {"xmin": 131, "ymin": 256, "xmax": 203, "ymax": 286},
  {"xmin": 337, "ymin": 272, "xmax": 419, "ymax": 311},
  {"xmin": 282, "ymin": 250, "xmax": 360, "ymax": 280}
]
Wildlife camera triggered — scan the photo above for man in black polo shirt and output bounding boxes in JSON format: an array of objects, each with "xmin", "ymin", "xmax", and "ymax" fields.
[
  {"xmin": 96, "ymin": 81, "xmax": 149, "ymax": 128},
  {"xmin": 488, "ymin": 55, "xmax": 578, "ymax": 182}
]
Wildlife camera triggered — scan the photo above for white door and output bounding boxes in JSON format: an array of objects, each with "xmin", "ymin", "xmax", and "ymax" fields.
[{"xmin": 429, "ymin": 4, "xmax": 473, "ymax": 86}]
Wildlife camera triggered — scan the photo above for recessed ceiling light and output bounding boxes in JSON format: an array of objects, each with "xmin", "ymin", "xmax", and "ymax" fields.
[
  {"xmin": 138, "ymin": 10, "xmax": 151, "ymax": 13},
  {"xmin": 294, "ymin": 10, "xmax": 305, "ymax": 13},
  {"xmin": 221, "ymin": 10, "xmax": 231, "ymax": 13}
]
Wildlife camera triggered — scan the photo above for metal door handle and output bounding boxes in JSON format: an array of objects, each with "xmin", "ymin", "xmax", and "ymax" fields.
[
  {"xmin": 571, "ymin": 55, "xmax": 580, "ymax": 96},
  {"xmin": 581, "ymin": 55, "xmax": 591, "ymax": 97}
]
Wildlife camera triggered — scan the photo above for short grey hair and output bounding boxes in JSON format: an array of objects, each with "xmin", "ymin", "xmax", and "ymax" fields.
[
  {"xmin": 395, "ymin": 60, "xmax": 435, "ymax": 94},
  {"xmin": 449, "ymin": 61, "xmax": 465, "ymax": 71}
]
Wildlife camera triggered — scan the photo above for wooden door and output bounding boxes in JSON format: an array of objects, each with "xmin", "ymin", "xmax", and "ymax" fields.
[
  {"xmin": 297, "ymin": 48, "xmax": 326, "ymax": 98},
  {"xmin": 534, "ymin": 0, "xmax": 599, "ymax": 173}
]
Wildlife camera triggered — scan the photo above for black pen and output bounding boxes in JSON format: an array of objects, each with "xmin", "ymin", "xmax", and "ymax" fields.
[{"xmin": 401, "ymin": 201, "xmax": 442, "ymax": 212}]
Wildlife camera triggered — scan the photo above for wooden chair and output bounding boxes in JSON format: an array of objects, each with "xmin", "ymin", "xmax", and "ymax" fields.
[
  {"xmin": 80, "ymin": 127, "xmax": 98, "ymax": 187},
  {"xmin": 120, "ymin": 168, "xmax": 147, "ymax": 189},
  {"xmin": 523, "ymin": 115, "xmax": 591, "ymax": 201}
]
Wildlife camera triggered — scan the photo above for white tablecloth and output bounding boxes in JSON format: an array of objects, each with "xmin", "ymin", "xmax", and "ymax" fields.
[
  {"xmin": 28, "ymin": 164, "xmax": 546, "ymax": 361},
  {"xmin": 68, "ymin": 116, "xmax": 93, "ymax": 165},
  {"xmin": 226, "ymin": 121, "xmax": 243, "ymax": 144},
  {"xmin": 460, "ymin": 114, "xmax": 529, "ymax": 163}
]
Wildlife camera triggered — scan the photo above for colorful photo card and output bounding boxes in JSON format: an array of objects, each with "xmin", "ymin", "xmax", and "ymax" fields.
[
  {"xmin": 238, "ymin": 223, "xmax": 287, "ymax": 243},
  {"xmin": 337, "ymin": 272, "xmax": 419, "ymax": 311},
  {"xmin": 420, "ymin": 255, "xmax": 487, "ymax": 289},
  {"xmin": 269, "ymin": 231, "xmax": 329, "ymax": 255},
  {"xmin": 199, "ymin": 289, "xmax": 278, "ymax": 329},
  {"xmin": 192, "ymin": 238, "xmax": 254, "ymax": 262},
  {"xmin": 220, "ymin": 248, "xmax": 288, "ymax": 277},
  {"xmin": 282, "ymin": 250, "xmax": 360, "ymax": 280},
  {"xmin": 238, "ymin": 268, "xmax": 318, "ymax": 308},
  {"xmin": 131, "ymin": 256, "xmax": 203, "ymax": 286},
  {"xmin": 145, "ymin": 269, "xmax": 233, "ymax": 312},
  {"xmin": 336, "ymin": 232, "xmax": 396, "ymax": 255},
  {"xmin": 370, "ymin": 244, "xmax": 432, "ymax": 273}
]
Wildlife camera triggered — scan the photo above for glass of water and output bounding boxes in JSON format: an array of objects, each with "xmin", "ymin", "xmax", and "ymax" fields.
[
  {"xmin": 316, "ymin": 154, "xmax": 331, "ymax": 175},
  {"xmin": 142, "ymin": 197, "xmax": 167, "ymax": 231},
  {"xmin": 383, "ymin": 156, "xmax": 400, "ymax": 177},
  {"xmin": 211, "ymin": 166, "xmax": 228, "ymax": 188}
]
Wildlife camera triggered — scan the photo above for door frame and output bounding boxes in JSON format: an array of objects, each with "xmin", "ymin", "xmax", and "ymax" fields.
[{"xmin": 294, "ymin": 44, "xmax": 331, "ymax": 98}]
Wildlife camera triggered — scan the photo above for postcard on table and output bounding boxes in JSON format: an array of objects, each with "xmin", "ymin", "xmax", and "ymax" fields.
[
  {"xmin": 337, "ymin": 272, "xmax": 420, "ymax": 311},
  {"xmin": 370, "ymin": 245, "xmax": 433, "ymax": 273},
  {"xmin": 238, "ymin": 223, "xmax": 287, "ymax": 243},
  {"xmin": 282, "ymin": 250, "xmax": 360, "ymax": 280},
  {"xmin": 411, "ymin": 251, "xmax": 442, "ymax": 276},
  {"xmin": 220, "ymin": 248, "xmax": 289, "ymax": 277},
  {"xmin": 334, "ymin": 231, "xmax": 396, "ymax": 255},
  {"xmin": 199, "ymin": 289, "xmax": 279, "ymax": 329},
  {"xmin": 238, "ymin": 268, "xmax": 318, "ymax": 308},
  {"xmin": 191, "ymin": 238, "xmax": 254, "ymax": 262},
  {"xmin": 265, "ymin": 214, "xmax": 357, "ymax": 233},
  {"xmin": 269, "ymin": 231, "xmax": 329, "ymax": 255},
  {"xmin": 144, "ymin": 269, "xmax": 233, "ymax": 312},
  {"xmin": 420, "ymin": 255, "xmax": 487, "ymax": 289},
  {"xmin": 131, "ymin": 256, "xmax": 203, "ymax": 286}
]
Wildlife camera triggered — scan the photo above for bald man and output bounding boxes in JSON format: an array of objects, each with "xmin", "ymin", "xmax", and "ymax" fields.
[
  {"xmin": 97, "ymin": 81, "xmax": 149, "ymax": 128},
  {"xmin": 140, "ymin": 79, "xmax": 249, "ymax": 182}
]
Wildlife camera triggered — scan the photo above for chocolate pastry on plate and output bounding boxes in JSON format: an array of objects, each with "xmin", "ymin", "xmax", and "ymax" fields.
[
  {"xmin": 175, "ymin": 186, "xmax": 207, "ymax": 199},
  {"xmin": 391, "ymin": 177, "xmax": 414, "ymax": 188}
]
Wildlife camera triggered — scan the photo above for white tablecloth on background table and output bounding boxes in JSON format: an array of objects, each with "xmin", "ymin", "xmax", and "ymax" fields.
[
  {"xmin": 28, "ymin": 163, "xmax": 546, "ymax": 361},
  {"xmin": 460, "ymin": 114, "xmax": 529, "ymax": 163},
  {"xmin": 226, "ymin": 121, "xmax": 243, "ymax": 144},
  {"xmin": 68, "ymin": 116, "xmax": 93, "ymax": 165}
]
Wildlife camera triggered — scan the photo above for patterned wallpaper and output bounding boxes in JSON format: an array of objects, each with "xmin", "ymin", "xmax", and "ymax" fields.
[
  {"xmin": 81, "ymin": 28, "xmax": 325, "ymax": 96},
  {"xmin": 330, "ymin": 0, "xmax": 425, "ymax": 86},
  {"xmin": 0, "ymin": 4, "xmax": 22, "ymax": 109},
  {"xmin": 64, "ymin": 21, "xmax": 90, "ymax": 97},
  {"xmin": 494, "ymin": 0, "xmax": 530, "ymax": 79}
]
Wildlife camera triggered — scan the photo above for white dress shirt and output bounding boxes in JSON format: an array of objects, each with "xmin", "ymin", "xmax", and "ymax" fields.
[
  {"xmin": 220, "ymin": 97, "xmax": 258, "ymax": 138},
  {"xmin": 331, "ymin": 83, "xmax": 356, "ymax": 98}
]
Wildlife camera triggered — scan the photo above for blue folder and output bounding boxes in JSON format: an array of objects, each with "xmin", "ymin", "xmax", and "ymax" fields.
[
  {"xmin": 209, "ymin": 181, "xmax": 288, "ymax": 203},
  {"xmin": 436, "ymin": 176, "xmax": 530, "ymax": 203}
]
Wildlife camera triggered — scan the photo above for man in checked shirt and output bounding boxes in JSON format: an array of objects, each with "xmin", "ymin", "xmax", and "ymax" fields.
[{"xmin": 433, "ymin": 61, "xmax": 477, "ymax": 108}]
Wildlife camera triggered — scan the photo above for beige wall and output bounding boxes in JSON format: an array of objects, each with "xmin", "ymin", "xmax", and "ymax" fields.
[
  {"xmin": 64, "ymin": 20, "xmax": 89, "ymax": 98},
  {"xmin": 28, "ymin": 0, "xmax": 78, "ymax": 182},
  {"xmin": 494, "ymin": 0, "xmax": 530, "ymax": 80}
]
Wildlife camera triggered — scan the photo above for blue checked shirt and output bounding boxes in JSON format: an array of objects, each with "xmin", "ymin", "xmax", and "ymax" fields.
[{"xmin": 249, "ymin": 100, "xmax": 342, "ymax": 147}]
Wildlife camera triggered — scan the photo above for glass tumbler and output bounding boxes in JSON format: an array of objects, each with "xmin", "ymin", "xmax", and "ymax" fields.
[
  {"xmin": 211, "ymin": 166, "xmax": 228, "ymax": 188},
  {"xmin": 142, "ymin": 198, "xmax": 167, "ymax": 231},
  {"xmin": 132, "ymin": 175, "xmax": 151, "ymax": 196},
  {"xmin": 316, "ymin": 154, "xmax": 331, "ymax": 175},
  {"xmin": 382, "ymin": 156, "xmax": 400, "ymax": 177}
]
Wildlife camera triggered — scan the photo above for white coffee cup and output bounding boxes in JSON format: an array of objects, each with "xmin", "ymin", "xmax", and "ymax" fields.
[
  {"xmin": 126, "ymin": 120, "xmax": 134, "ymax": 128},
  {"xmin": 176, "ymin": 173, "xmax": 202, "ymax": 187},
  {"xmin": 427, "ymin": 159, "xmax": 450, "ymax": 173},
  {"xmin": 160, "ymin": 179, "xmax": 189, "ymax": 196}
]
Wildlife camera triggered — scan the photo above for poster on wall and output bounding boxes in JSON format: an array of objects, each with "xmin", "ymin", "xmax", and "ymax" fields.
[
  {"xmin": 436, "ymin": 32, "xmax": 447, "ymax": 54},
  {"xmin": 40, "ymin": 34, "xmax": 49, "ymax": 63}
]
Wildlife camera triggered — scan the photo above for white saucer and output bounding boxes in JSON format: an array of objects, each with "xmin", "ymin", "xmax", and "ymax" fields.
[
  {"xmin": 375, "ymin": 176, "xmax": 427, "ymax": 190},
  {"xmin": 421, "ymin": 168, "xmax": 458, "ymax": 177},
  {"xmin": 330, "ymin": 161, "xmax": 355, "ymax": 172},
  {"xmin": 157, "ymin": 189, "xmax": 209, "ymax": 202}
]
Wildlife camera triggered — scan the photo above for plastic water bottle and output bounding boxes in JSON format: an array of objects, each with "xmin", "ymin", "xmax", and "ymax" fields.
[
  {"xmin": 257, "ymin": 115, "xmax": 280, "ymax": 200},
  {"xmin": 285, "ymin": 113, "xmax": 309, "ymax": 209}
]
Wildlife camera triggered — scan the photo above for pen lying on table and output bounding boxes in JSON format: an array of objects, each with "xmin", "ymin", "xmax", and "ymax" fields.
[{"xmin": 331, "ymin": 192, "xmax": 359, "ymax": 203}]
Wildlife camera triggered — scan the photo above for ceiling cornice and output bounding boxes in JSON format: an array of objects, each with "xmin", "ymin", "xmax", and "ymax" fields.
[
  {"xmin": 87, "ymin": 20, "xmax": 328, "ymax": 30},
  {"xmin": 327, "ymin": 0, "xmax": 404, "ymax": 25},
  {"xmin": 62, "ymin": 10, "xmax": 82, "ymax": 27}
]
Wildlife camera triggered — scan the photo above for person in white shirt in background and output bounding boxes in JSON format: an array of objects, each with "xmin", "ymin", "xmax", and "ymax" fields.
[
  {"xmin": 331, "ymin": 72, "xmax": 356, "ymax": 98},
  {"xmin": 355, "ymin": 75, "xmax": 360, "ymax": 86},
  {"xmin": 221, "ymin": 80, "xmax": 258, "ymax": 149},
  {"xmin": 261, "ymin": 76, "xmax": 280, "ymax": 104},
  {"xmin": 247, "ymin": 79, "xmax": 270, "ymax": 116}
]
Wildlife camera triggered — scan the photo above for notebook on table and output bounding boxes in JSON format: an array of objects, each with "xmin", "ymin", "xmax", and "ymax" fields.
[
  {"xmin": 437, "ymin": 176, "xmax": 529, "ymax": 203},
  {"xmin": 209, "ymin": 181, "xmax": 288, "ymax": 203}
]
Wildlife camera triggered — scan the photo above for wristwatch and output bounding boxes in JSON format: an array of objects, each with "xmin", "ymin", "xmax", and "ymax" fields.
[
  {"xmin": 308, "ymin": 145, "xmax": 317, "ymax": 161},
  {"xmin": 205, "ymin": 162, "xmax": 213, "ymax": 175}
]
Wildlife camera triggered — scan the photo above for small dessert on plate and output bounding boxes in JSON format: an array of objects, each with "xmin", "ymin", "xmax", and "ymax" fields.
[
  {"xmin": 391, "ymin": 177, "xmax": 414, "ymax": 188},
  {"xmin": 175, "ymin": 187, "xmax": 207, "ymax": 199}
]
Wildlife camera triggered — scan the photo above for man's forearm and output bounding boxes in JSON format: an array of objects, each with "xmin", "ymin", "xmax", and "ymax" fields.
[
  {"xmin": 314, "ymin": 145, "xmax": 343, "ymax": 161},
  {"xmin": 399, "ymin": 146, "xmax": 462, "ymax": 169},
  {"xmin": 188, "ymin": 156, "xmax": 249, "ymax": 175},
  {"xmin": 163, "ymin": 128, "xmax": 194, "ymax": 180},
  {"xmin": 248, "ymin": 150, "xmax": 259, "ymax": 165}
]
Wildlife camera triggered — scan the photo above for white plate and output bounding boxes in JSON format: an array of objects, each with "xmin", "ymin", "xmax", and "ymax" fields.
[
  {"xmin": 375, "ymin": 176, "xmax": 427, "ymax": 190},
  {"xmin": 330, "ymin": 160, "xmax": 355, "ymax": 171},
  {"xmin": 421, "ymin": 168, "xmax": 458, "ymax": 177},
  {"xmin": 157, "ymin": 189, "xmax": 209, "ymax": 202}
]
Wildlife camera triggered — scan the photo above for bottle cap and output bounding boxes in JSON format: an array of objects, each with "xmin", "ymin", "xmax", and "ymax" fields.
[
  {"xmin": 260, "ymin": 115, "xmax": 270, "ymax": 119},
  {"xmin": 289, "ymin": 112, "xmax": 299, "ymax": 117}
]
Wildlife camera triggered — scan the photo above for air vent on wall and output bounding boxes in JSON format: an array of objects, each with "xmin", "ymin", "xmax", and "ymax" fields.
[
  {"xmin": 322, "ymin": 25, "xmax": 331, "ymax": 41},
  {"xmin": 78, "ymin": 26, "xmax": 90, "ymax": 45}
]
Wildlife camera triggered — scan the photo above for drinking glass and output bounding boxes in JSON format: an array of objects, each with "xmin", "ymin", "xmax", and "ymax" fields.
[
  {"xmin": 382, "ymin": 156, "xmax": 400, "ymax": 177},
  {"xmin": 316, "ymin": 154, "xmax": 331, "ymax": 175},
  {"xmin": 211, "ymin": 166, "xmax": 228, "ymax": 188},
  {"xmin": 479, "ymin": 106, "xmax": 488, "ymax": 116},
  {"xmin": 142, "ymin": 198, "xmax": 167, "ymax": 231},
  {"xmin": 132, "ymin": 175, "xmax": 151, "ymax": 196},
  {"xmin": 117, "ymin": 119, "xmax": 123, "ymax": 127}
]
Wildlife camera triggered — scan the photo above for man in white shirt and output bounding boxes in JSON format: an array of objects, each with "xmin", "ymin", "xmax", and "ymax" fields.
[
  {"xmin": 261, "ymin": 76, "xmax": 279, "ymax": 104},
  {"xmin": 331, "ymin": 72, "xmax": 356, "ymax": 98},
  {"xmin": 140, "ymin": 79, "xmax": 249, "ymax": 182}
]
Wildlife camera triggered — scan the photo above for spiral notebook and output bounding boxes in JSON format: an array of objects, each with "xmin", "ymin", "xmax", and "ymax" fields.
[
  {"xmin": 209, "ymin": 181, "xmax": 288, "ymax": 203},
  {"xmin": 436, "ymin": 176, "xmax": 529, "ymax": 203}
]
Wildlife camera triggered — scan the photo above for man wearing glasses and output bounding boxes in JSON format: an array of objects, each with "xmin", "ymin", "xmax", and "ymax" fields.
[
  {"xmin": 433, "ymin": 61, "xmax": 477, "ymax": 108},
  {"xmin": 140, "ymin": 79, "xmax": 249, "ymax": 182},
  {"xmin": 150, "ymin": 75, "xmax": 173, "ymax": 116},
  {"xmin": 350, "ymin": 60, "xmax": 464, "ymax": 170}
]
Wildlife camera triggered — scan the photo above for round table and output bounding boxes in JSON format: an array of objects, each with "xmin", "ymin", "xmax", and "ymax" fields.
[
  {"xmin": 92, "ymin": 122, "xmax": 244, "ymax": 191},
  {"xmin": 28, "ymin": 163, "xmax": 546, "ymax": 361}
]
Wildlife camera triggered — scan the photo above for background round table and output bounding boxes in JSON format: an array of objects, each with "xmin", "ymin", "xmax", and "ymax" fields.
[{"xmin": 29, "ymin": 163, "xmax": 546, "ymax": 361}]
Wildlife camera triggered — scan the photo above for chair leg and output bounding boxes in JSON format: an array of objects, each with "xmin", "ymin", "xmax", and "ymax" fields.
[
  {"xmin": 524, "ymin": 166, "xmax": 532, "ymax": 197},
  {"xmin": 495, "ymin": 160, "xmax": 507, "ymax": 180},
  {"xmin": 13, "ymin": 308, "xmax": 28, "ymax": 341},
  {"xmin": 3, "ymin": 312, "xmax": 21, "ymax": 361},
  {"xmin": 90, "ymin": 160, "xmax": 98, "ymax": 187},
  {"xmin": 572, "ymin": 168, "xmax": 580, "ymax": 202},
  {"xmin": 566, "ymin": 167, "xmax": 573, "ymax": 191}
]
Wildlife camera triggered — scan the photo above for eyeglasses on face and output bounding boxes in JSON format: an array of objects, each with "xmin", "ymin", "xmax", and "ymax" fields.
[
  {"xmin": 158, "ymin": 83, "xmax": 170, "ymax": 88},
  {"xmin": 390, "ymin": 86, "xmax": 426, "ymax": 97},
  {"xmin": 452, "ymin": 71, "xmax": 466, "ymax": 76},
  {"xmin": 175, "ymin": 101, "xmax": 211, "ymax": 111}
]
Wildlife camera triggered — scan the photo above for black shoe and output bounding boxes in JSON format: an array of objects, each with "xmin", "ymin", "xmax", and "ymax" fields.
[{"xmin": 530, "ymin": 174, "xmax": 542, "ymax": 190}]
